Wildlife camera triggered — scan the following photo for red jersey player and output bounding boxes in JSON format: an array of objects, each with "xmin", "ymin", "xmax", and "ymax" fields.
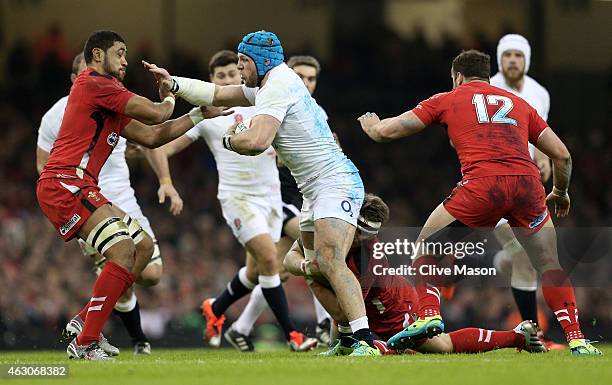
[
  {"xmin": 284, "ymin": 193, "xmax": 545, "ymax": 356},
  {"xmin": 358, "ymin": 50, "xmax": 601, "ymax": 355},
  {"xmin": 36, "ymin": 30, "xmax": 227, "ymax": 360}
]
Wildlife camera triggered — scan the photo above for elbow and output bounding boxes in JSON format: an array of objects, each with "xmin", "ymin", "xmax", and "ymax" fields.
[
  {"xmin": 552, "ymin": 144, "xmax": 571, "ymax": 163},
  {"xmin": 149, "ymin": 110, "xmax": 168, "ymax": 125},
  {"xmin": 141, "ymin": 134, "xmax": 159, "ymax": 149},
  {"xmin": 141, "ymin": 107, "xmax": 169, "ymax": 125}
]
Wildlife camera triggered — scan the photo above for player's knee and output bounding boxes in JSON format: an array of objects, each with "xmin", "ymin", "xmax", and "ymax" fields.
[
  {"xmin": 258, "ymin": 255, "xmax": 279, "ymax": 275},
  {"xmin": 85, "ymin": 216, "xmax": 135, "ymax": 270},
  {"xmin": 138, "ymin": 263, "xmax": 162, "ymax": 286},
  {"xmin": 315, "ymin": 246, "xmax": 340, "ymax": 274},
  {"xmin": 106, "ymin": 240, "xmax": 136, "ymax": 271},
  {"xmin": 135, "ymin": 232, "xmax": 154, "ymax": 259}
]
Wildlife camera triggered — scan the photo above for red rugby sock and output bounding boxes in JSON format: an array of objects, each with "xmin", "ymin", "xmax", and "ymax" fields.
[
  {"xmin": 541, "ymin": 269, "xmax": 584, "ymax": 342},
  {"xmin": 413, "ymin": 256, "xmax": 443, "ymax": 317},
  {"xmin": 76, "ymin": 262, "xmax": 134, "ymax": 345},
  {"xmin": 449, "ymin": 328, "xmax": 523, "ymax": 353}
]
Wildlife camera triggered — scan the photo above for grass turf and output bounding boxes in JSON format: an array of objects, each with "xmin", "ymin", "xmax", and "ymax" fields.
[{"xmin": 1, "ymin": 345, "xmax": 611, "ymax": 385}]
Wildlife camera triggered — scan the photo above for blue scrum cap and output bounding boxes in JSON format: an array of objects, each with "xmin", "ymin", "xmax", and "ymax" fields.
[{"xmin": 237, "ymin": 30, "xmax": 284, "ymax": 77}]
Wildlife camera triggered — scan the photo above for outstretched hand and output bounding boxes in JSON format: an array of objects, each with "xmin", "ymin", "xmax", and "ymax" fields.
[
  {"xmin": 142, "ymin": 60, "xmax": 174, "ymax": 96},
  {"xmin": 202, "ymin": 106, "xmax": 233, "ymax": 119}
]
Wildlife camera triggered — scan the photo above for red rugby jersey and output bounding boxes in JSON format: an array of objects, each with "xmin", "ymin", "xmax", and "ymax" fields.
[
  {"xmin": 412, "ymin": 81, "xmax": 549, "ymax": 180},
  {"xmin": 39, "ymin": 68, "xmax": 134, "ymax": 183}
]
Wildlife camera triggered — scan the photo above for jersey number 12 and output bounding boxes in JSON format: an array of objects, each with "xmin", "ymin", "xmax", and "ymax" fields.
[{"xmin": 472, "ymin": 94, "xmax": 517, "ymax": 126}]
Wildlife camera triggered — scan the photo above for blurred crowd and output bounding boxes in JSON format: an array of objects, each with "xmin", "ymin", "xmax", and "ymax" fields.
[{"xmin": 1, "ymin": 25, "xmax": 610, "ymax": 349}]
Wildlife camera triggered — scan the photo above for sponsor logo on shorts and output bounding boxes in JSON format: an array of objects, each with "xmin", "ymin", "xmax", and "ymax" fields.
[
  {"xmin": 60, "ymin": 213, "xmax": 81, "ymax": 236},
  {"xmin": 107, "ymin": 132, "xmax": 119, "ymax": 147},
  {"xmin": 341, "ymin": 200, "xmax": 353, "ymax": 217},
  {"xmin": 529, "ymin": 210, "xmax": 548, "ymax": 229},
  {"xmin": 88, "ymin": 191, "xmax": 101, "ymax": 202},
  {"xmin": 234, "ymin": 218, "xmax": 242, "ymax": 230}
]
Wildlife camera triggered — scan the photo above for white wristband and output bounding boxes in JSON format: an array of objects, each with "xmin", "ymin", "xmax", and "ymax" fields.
[
  {"xmin": 188, "ymin": 107, "xmax": 204, "ymax": 125},
  {"xmin": 173, "ymin": 76, "xmax": 216, "ymax": 106},
  {"xmin": 162, "ymin": 95, "xmax": 175, "ymax": 107}
]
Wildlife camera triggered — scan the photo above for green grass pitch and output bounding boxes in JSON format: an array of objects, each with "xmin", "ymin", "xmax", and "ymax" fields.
[{"xmin": 1, "ymin": 346, "xmax": 611, "ymax": 385}]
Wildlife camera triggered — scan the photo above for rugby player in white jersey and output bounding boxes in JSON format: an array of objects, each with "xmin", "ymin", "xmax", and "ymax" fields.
[
  {"xmin": 145, "ymin": 31, "xmax": 379, "ymax": 355},
  {"xmin": 36, "ymin": 52, "xmax": 183, "ymax": 355},
  {"xmin": 227, "ymin": 55, "xmax": 333, "ymax": 351},
  {"xmin": 156, "ymin": 50, "xmax": 317, "ymax": 352},
  {"xmin": 490, "ymin": 34, "xmax": 563, "ymax": 350}
]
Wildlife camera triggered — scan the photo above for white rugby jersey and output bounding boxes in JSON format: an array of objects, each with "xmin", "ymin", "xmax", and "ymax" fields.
[
  {"xmin": 185, "ymin": 106, "xmax": 280, "ymax": 197},
  {"xmin": 241, "ymin": 63, "xmax": 358, "ymax": 192},
  {"xmin": 491, "ymin": 73, "xmax": 550, "ymax": 158},
  {"xmin": 37, "ymin": 95, "xmax": 133, "ymax": 201}
]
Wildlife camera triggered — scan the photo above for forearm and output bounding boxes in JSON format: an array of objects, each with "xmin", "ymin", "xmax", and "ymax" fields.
[
  {"xmin": 361, "ymin": 111, "xmax": 425, "ymax": 142},
  {"xmin": 149, "ymin": 115, "xmax": 196, "ymax": 148},
  {"xmin": 145, "ymin": 147, "xmax": 172, "ymax": 184},
  {"xmin": 552, "ymin": 155, "xmax": 572, "ymax": 192},
  {"xmin": 36, "ymin": 147, "xmax": 49, "ymax": 175},
  {"xmin": 225, "ymin": 131, "xmax": 268, "ymax": 156},
  {"xmin": 153, "ymin": 98, "xmax": 175, "ymax": 123},
  {"xmin": 172, "ymin": 77, "xmax": 249, "ymax": 107}
]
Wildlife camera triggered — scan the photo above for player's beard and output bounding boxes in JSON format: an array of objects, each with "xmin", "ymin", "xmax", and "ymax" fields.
[
  {"xmin": 103, "ymin": 57, "xmax": 125, "ymax": 82},
  {"xmin": 241, "ymin": 70, "xmax": 257, "ymax": 87},
  {"xmin": 502, "ymin": 66, "xmax": 523, "ymax": 83}
]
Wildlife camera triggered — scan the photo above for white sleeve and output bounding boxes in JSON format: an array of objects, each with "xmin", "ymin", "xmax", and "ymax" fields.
[
  {"xmin": 317, "ymin": 104, "xmax": 329, "ymax": 121},
  {"xmin": 253, "ymin": 82, "xmax": 291, "ymax": 123},
  {"xmin": 37, "ymin": 111, "xmax": 60, "ymax": 152},
  {"xmin": 185, "ymin": 121, "xmax": 206, "ymax": 142},
  {"xmin": 241, "ymin": 85, "xmax": 258, "ymax": 105},
  {"xmin": 541, "ymin": 88, "xmax": 550, "ymax": 122}
]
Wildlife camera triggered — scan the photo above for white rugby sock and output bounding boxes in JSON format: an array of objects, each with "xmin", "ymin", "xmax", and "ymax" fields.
[
  {"xmin": 349, "ymin": 316, "xmax": 370, "ymax": 333},
  {"xmin": 233, "ymin": 285, "xmax": 268, "ymax": 336}
]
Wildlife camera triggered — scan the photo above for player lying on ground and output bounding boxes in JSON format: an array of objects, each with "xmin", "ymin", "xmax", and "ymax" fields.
[
  {"xmin": 145, "ymin": 31, "xmax": 378, "ymax": 356},
  {"xmin": 157, "ymin": 50, "xmax": 316, "ymax": 352},
  {"xmin": 224, "ymin": 55, "xmax": 333, "ymax": 351},
  {"xmin": 358, "ymin": 49, "xmax": 601, "ymax": 355},
  {"xmin": 36, "ymin": 30, "xmax": 228, "ymax": 360},
  {"xmin": 284, "ymin": 193, "xmax": 546, "ymax": 355},
  {"xmin": 36, "ymin": 52, "xmax": 184, "ymax": 356}
]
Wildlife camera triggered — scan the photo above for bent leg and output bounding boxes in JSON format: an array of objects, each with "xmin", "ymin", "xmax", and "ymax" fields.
[{"xmin": 514, "ymin": 218, "xmax": 584, "ymax": 342}]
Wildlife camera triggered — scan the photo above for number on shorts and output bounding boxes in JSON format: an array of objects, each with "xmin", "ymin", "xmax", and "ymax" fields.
[{"xmin": 472, "ymin": 93, "xmax": 517, "ymax": 126}]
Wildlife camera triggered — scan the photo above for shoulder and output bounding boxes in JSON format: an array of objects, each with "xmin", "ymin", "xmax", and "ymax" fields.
[
  {"xmin": 490, "ymin": 72, "xmax": 505, "ymax": 86},
  {"xmin": 84, "ymin": 70, "xmax": 128, "ymax": 92},
  {"xmin": 422, "ymin": 91, "xmax": 451, "ymax": 103},
  {"xmin": 43, "ymin": 95, "xmax": 69, "ymax": 121},
  {"xmin": 524, "ymin": 75, "xmax": 550, "ymax": 100}
]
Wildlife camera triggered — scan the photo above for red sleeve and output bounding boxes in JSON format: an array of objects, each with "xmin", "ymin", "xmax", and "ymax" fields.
[
  {"xmin": 90, "ymin": 76, "xmax": 136, "ymax": 114},
  {"xmin": 119, "ymin": 115, "xmax": 132, "ymax": 132},
  {"xmin": 527, "ymin": 105, "xmax": 549, "ymax": 145},
  {"xmin": 411, "ymin": 92, "xmax": 447, "ymax": 126}
]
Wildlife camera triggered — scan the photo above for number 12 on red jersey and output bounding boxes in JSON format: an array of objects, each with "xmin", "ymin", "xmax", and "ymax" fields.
[{"xmin": 472, "ymin": 93, "xmax": 517, "ymax": 126}]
